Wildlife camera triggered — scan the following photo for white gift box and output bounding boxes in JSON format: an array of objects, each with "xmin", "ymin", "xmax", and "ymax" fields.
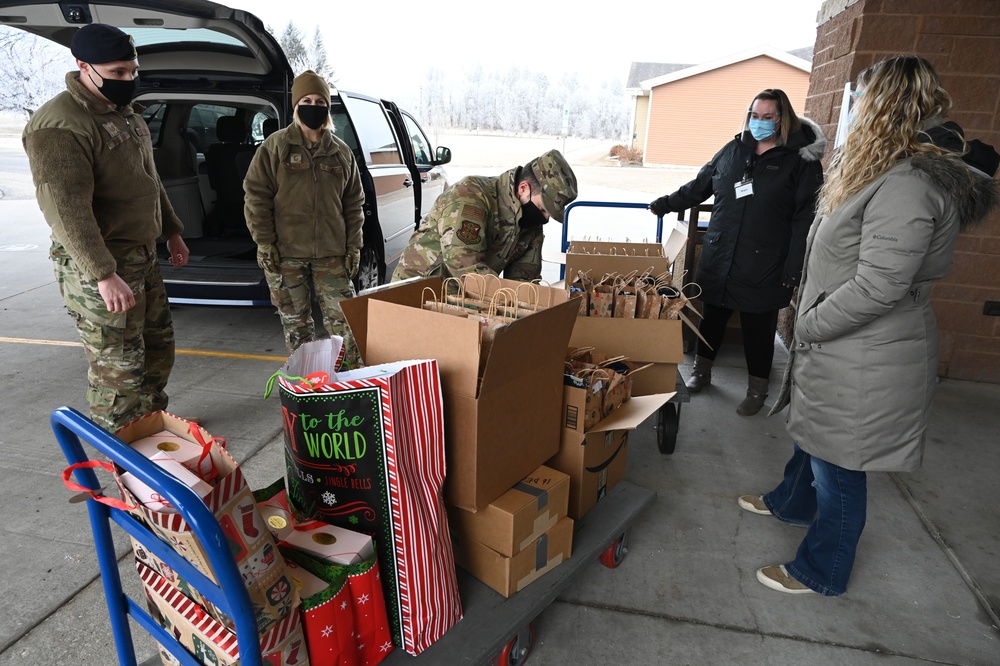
[
  {"xmin": 120, "ymin": 452, "xmax": 214, "ymax": 513},
  {"xmin": 282, "ymin": 523, "xmax": 375, "ymax": 565},
  {"xmin": 128, "ymin": 429, "xmax": 213, "ymax": 478}
]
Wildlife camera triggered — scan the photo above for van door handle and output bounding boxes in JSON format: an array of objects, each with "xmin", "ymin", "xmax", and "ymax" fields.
[
  {"xmin": 421, "ymin": 175, "xmax": 429, "ymax": 183},
  {"xmin": 403, "ymin": 179, "xmax": 413, "ymax": 188}
]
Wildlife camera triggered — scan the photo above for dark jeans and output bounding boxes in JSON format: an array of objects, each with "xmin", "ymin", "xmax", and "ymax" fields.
[
  {"xmin": 694, "ymin": 303, "xmax": 779, "ymax": 378},
  {"xmin": 763, "ymin": 444, "xmax": 868, "ymax": 596}
]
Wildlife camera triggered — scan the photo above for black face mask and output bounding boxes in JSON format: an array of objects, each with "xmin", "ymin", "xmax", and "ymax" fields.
[
  {"xmin": 87, "ymin": 67, "xmax": 137, "ymax": 108},
  {"xmin": 518, "ymin": 200, "xmax": 548, "ymax": 228},
  {"xmin": 298, "ymin": 104, "xmax": 329, "ymax": 130}
]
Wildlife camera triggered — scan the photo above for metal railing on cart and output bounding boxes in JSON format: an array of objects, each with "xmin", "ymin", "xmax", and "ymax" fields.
[{"xmin": 52, "ymin": 406, "xmax": 264, "ymax": 666}]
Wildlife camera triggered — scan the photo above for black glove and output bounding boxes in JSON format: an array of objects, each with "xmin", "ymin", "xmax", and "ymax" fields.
[{"xmin": 648, "ymin": 197, "xmax": 670, "ymax": 217}]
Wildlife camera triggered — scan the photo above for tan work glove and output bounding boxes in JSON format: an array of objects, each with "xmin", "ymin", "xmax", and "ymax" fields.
[
  {"xmin": 257, "ymin": 243, "xmax": 280, "ymax": 272},
  {"xmin": 345, "ymin": 247, "xmax": 361, "ymax": 279}
]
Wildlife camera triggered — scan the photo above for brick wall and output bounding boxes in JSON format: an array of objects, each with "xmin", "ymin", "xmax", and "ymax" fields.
[{"xmin": 807, "ymin": 0, "xmax": 1000, "ymax": 383}]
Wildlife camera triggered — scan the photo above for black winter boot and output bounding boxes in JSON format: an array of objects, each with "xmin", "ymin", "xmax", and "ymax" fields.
[{"xmin": 685, "ymin": 356, "xmax": 713, "ymax": 393}]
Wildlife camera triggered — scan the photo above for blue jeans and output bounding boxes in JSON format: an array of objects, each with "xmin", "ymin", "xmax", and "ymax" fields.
[{"xmin": 763, "ymin": 444, "xmax": 868, "ymax": 596}]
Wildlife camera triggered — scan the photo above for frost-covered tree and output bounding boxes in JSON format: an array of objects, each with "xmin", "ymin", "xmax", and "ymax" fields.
[{"xmin": 0, "ymin": 26, "xmax": 76, "ymax": 118}]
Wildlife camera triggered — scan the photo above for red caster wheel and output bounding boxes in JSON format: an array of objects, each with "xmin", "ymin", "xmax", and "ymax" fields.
[
  {"xmin": 492, "ymin": 624, "xmax": 535, "ymax": 666},
  {"xmin": 600, "ymin": 532, "xmax": 629, "ymax": 568}
]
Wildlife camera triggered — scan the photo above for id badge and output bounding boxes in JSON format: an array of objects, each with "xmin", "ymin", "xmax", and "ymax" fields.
[{"xmin": 735, "ymin": 180, "xmax": 753, "ymax": 198}]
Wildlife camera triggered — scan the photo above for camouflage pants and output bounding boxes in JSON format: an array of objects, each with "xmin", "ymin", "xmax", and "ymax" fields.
[
  {"xmin": 263, "ymin": 256, "xmax": 361, "ymax": 367},
  {"xmin": 52, "ymin": 242, "xmax": 175, "ymax": 432}
]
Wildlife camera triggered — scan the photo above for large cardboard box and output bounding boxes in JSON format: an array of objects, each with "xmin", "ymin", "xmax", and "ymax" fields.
[
  {"xmin": 448, "ymin": 465, "xmax": 569, "ymax": 558},
  {"xmin": 563, "ymin": 224, "xmax": 687, "ymax": 282},
  {"xmin": 569, "ymin": 316, "xmax": 684, "ymax": 395},
  {"xmin": 565, "ymin": 235, "xmax": 689, "ymax": 397},
  {"xmin": 452, "ymin": 516, "xmax": 574, "ymax": 598},
  {"xmin": 341, "ymin": 277, "xmax": 580, "ymax": 511},
  {"xmin": 549, "ymin": 394, "xmax": 673, "ymax": 519}
]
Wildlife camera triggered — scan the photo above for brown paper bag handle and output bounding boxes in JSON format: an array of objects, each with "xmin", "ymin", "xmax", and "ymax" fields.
[{"xmin": 422, "ymin": 286, "xmax": 441, "ymax": 311}]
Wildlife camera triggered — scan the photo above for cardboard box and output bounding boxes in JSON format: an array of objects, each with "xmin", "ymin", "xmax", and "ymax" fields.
[
  {"xmin": 136, "ymin": 560, "xmax": 309, "ymax": 666},
  {"xmin": 564, "ymin": 233, "xmax": 690, "ymax": 397},
  {"xmin": 448, "ymin": 465, "xmax": 569, "ymax": 558},
  {"xmin": 548, "ymin": 394, "xmax": 673, "ymax": 519},
  {"xmin": 569, "ymin": 316, "xmax": 684, "ymax": 395},
  {"xmin": 452, "ymin": 516, "xmax": 574, "ymax": 598},
  {"xmin": 564, "ymin": 225, "xmax": 687, "ymax": 282},
  {"xmin": 341, "ymin": 277, "xmax": 580, "ymax": 511}
]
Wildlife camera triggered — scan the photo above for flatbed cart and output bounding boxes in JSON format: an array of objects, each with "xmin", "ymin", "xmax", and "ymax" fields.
[
  {"xmin": 560, "ymin": 200, "xmax": 691, "ymax": 455},
  {"xmin": 53, "ymin": 405, "xmax": 655, "ymax": 666},
  {"xmin": 381, "ymin": 481, "xmax": 655, "ymax": 665}
]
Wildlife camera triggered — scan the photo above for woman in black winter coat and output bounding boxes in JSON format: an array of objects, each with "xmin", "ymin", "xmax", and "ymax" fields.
[{"xmin": 649, "ymin": 88, "xmax": 826, "ymax": 415}]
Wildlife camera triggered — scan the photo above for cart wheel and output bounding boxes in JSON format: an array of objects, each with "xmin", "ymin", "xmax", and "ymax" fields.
[
  {"xmin": 656, "ymin": 403, "xmax": 679, "ymax": 455},
  {"xmin": 600, "ymin": 532, "xmax": 629, "ymax": 568},
  {"xmin": 492, "ymin": 624, "xmax": 535, "ymax": 666}
]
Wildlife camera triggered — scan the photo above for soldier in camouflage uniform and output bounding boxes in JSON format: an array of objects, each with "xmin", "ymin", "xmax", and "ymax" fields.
[
  {"xmin": 23, "ymin": 24, "xmax": 189, "ymax": 431},
  {"xmin": 244, "ymin": 71, "xmax": 365, "ymax": 365},
  {"xmin": 392, "ymin": 149, "xmax": 578, "ymax": 281}
]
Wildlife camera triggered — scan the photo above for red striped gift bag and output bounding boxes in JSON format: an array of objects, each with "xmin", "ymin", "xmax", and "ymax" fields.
[{"xmin": 272, "ymin": 349, "xmax": 462, "ymax": 656}]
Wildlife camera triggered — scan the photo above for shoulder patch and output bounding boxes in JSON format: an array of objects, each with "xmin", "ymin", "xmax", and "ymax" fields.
[
  {"xmin": 461, "ymin": 204, "xmax": 487, "ymax": 224},
  {"xmin": 457, "ymin": 220, "xmax": 482, "ymax": 245}
]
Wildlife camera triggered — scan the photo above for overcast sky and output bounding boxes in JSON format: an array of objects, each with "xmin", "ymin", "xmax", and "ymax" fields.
[{"xmin": 228, "ymin": 0, "xmax": 826, "ymax": 100}]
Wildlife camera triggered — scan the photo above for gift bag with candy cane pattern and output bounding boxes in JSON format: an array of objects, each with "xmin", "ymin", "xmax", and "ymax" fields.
[{"xmin": 269, "ymin": 349, "xmax": 462, "ymax": 656}]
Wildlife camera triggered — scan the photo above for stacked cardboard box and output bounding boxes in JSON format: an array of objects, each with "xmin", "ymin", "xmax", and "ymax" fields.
[
  {"xmin": 449, "ymin": 465, "xmax": 573, "ymax": 597},
  {"xmin": 565, "ymin": 238, "xmax": 689, "ymax": 397},
  {"xmin": 548, "ymin": 387, "xmax": 673, "ymax": 519},
  {"xmin": 341, "ymin": 277, "xmax": 580, "ymax": 511}
]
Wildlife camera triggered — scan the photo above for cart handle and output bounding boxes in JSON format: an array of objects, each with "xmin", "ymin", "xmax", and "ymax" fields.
[{"xmin": 559, "ymin": 201, "xmax": 664, "ymax": 280}]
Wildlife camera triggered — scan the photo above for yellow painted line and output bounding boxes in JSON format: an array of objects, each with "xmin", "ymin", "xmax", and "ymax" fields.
[{"xmin": 0, "ymin": 337, "xmax": 285, "ymax": 362}]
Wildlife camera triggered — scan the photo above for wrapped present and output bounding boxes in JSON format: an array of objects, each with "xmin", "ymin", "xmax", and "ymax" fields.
[
  {"xmin": 272, "ymin": 351, "xmax": 462, "ymax": 655},
  {"xmin": 115, "ymin": 411, "xmax": 297, "ymax": 633},
  {"xmin": 137, "ymin": 559, "xmax": 308, "ymax": 666}
]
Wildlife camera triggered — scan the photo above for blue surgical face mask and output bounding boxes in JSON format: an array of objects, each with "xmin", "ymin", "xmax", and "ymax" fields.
[{"xmin": 748, "ymin": 118, "xmax": 777, "ymax": 141}]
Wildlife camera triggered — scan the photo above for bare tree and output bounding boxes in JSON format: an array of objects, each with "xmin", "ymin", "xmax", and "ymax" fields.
[
  {"xmin": 0, "ymin": 26, "xmax": 75, "ymax": 118},
  {"xmin": 427, "ymin": 63, "xmax": 627, "ymax": 140}
]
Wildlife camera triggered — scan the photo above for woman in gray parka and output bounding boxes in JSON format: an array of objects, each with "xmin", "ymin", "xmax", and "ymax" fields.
[{"xmin": 738, "ymin": 56, "xmax": 999, "ymax": 596}]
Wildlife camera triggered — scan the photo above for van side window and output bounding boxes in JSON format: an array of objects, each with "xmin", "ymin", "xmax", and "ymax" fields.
[
  {"xmin": 347, "ymin": 98, "xmax": 403, "ymax": 166},
  {"xmin": 402, "ymin": 112, "xmax": 432, "ymax": 166}
]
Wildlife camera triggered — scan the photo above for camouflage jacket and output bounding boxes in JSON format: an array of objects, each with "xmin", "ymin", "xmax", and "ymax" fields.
[
  {"xmin": 23, "ymin": 72, "xmax": 183, "ymax": 281},
  {"xmin": 244, "ymin": 123, "xmax": 365, "ymax": 259},
  {"xmin": 392, "ymin": 167, "xmax": 544, "ymax": 281}
]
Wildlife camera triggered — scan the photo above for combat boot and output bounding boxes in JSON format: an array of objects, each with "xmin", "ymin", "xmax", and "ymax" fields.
[
  {"xmin": 737, "ymin": 375, "xmax": 770, "ymax": 416},
  {"xmin": 685, "ymin": 356, "xmax": 713, "ymax": 393}
]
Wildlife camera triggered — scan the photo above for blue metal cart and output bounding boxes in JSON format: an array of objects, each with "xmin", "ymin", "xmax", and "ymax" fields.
[{"xmin": 52, "ymin": 406, "xmax": 265, "ymax": 666}]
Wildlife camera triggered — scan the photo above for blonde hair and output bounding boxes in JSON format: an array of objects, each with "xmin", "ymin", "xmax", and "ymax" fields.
[
  {"xmin": 741, "ymin": 89, "xmax": 802, "ymax": 147},
  {"xmin": 819, "ymin": 55, "xmax": 958, "ymax": 215}
]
